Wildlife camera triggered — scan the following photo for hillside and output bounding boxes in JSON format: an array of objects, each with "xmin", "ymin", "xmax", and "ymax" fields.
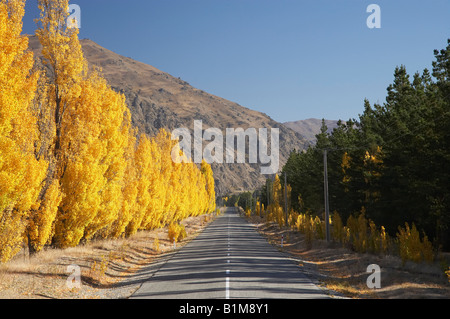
[
  {"xmin": 27, "ymin": 35, "xmax": 309, "ymax": 195},
  {"xmin": 284, "ymin": 118, "xmax": 340, "ymax": 144}
]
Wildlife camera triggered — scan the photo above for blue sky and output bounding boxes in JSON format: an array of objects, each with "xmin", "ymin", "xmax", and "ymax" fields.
[{"xmin": 23, "ymin": 0, "xmax": 450, "ymax": 123}]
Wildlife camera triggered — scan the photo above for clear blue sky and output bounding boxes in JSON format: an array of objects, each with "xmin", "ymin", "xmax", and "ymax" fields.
[{"xmin": 22, "ymin": 0, "xmax": 450, "ymax": 123}]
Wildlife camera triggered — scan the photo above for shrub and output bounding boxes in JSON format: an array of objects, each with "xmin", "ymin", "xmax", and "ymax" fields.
[
  {"xmin": 153, "ymin": 236, "xmax": 160, "ymax": 253},
  {"xmin": 331, "ymin": 211, "xmax": 345, "ymax": 244},
  {"xmin": 396, "ymin": 222, "xmax": 434, "ymax": 264},
  {"xmin": 347, "ymin": 214, "xmax": 368, "ymax": 253},
  {"xmin": 313, "ymin": 216, "xmax": 325, "ymax": 240},
  {"xmin": 304, "ymin": 216, "xmax": 314, "ymax": 250},
  {"xmin": 380, "ymin": 226, "xmax": 389, "ymax": 254},
  {"xmin": 288, "ymin": 210, "xmax": 298, "ymax": 230},
  {"xmin": 168, "ymin": 223, "xmax": 186, "ymax": 243},
  {"xmin": 295, "ymin": 214, "xmax": 307, "ymax": 233}
]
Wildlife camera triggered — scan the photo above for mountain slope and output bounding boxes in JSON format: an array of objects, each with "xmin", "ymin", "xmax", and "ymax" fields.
[
  {"xmin": 284, "ymin": 118, "xmax": 340, "ymax": 144},
  {"xmin": 28, "ymin": 35, "xmax": 309, "ymax": 195}
]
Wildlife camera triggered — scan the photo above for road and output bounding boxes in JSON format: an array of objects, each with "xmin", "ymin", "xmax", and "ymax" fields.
[{"xmin": 130, "ymin": 207, "xmax": 330, "ymax": 299}]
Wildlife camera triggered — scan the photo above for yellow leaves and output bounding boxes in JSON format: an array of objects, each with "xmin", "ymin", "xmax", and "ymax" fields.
[
  {"xmin": 123, "ymin": 129, "xmax": 215, "ymax": 237},
  {"xmin": 0, "ymin": 0, "xmax": 49, "ymax": 261},
  {"xmin": 363, "ymin": 146, "xmax": 384, "ymax": 175},
  {"xmin": 341, "ymin": 152, "xmax": 352, "ymax": 186},
  {"xmin": 397, "ymin": 222, "xmax": 434, "ymax": 264},
  {"xmin": 0, "ymin": 0, "xmax": 216, "ymax": 262},
  {"xmin": 331, "ymin": 211, "xmax": 346, "ymax": 244},
  {"xmin": 28, "ymin": 179, "xmax": 62, "ymax": 252},
  {"xmin": 168, "ymin": 223, "xmax": 187, "ymax": 244},
  {"xmin": 201, "ymin": 159, "xmax": 216, "ymax": 214},
  {"xmin": 0, "ymin": 207, "xmax": 27, "ymax": 263}
]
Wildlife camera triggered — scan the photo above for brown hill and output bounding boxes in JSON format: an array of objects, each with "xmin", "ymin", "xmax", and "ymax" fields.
[
  {"xmin": 27, "ymin": 35, "xmax": 308, "ymax": 195},
  {"xmin": 284, "ymin": 118, "xmax": 341, "ymax": 144}
]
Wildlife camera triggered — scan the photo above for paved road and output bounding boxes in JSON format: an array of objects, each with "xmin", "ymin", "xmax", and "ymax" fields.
[{"xmin": 131, "ymin": 207, "xmax": 330, "ymax": 299}]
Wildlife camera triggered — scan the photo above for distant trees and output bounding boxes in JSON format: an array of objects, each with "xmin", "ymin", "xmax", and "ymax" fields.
[
  {"xmin": 0, "ymin": 0, "xmax": 216, "ymax": 263},
  {"xmin": 281, "ymin": 39, "xmax": 450, "ymax": 250}
]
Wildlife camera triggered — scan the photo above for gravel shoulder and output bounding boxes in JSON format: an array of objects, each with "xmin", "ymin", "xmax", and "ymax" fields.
[{"xmin": 246, "ymin": 215, "xmax": 450, "ymax": 299}]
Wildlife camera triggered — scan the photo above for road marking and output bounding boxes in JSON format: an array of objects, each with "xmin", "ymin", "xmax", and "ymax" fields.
[
  {"xmin": 225, "ymin": 270, "xmax": 230, "ymax": 299},
  {"xmin": 226, "ymin": 216, "xmax": 230, "ymax": 299}
]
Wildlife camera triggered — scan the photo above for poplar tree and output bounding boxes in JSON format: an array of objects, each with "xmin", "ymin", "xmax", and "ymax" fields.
[
  {"xmin": 0, "ymin": 0, "xmax": 217, "ymax": 259},
  {"xmin": 201, "ymin": 160, "xmax": 216, "ymax": 214},
  {"xmin": 0, "ymin": 0, "xmax": 48, "ymax": 261}
]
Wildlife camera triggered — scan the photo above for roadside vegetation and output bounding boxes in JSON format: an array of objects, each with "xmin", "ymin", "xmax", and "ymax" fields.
[{"xmin": 0, "ymin": 0, "xmax": 216, "ymax": 264}]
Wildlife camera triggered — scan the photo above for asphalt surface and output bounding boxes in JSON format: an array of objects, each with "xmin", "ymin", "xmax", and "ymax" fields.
[{"xmin": 130, "ymin": 207, "xmax": 330, "ymax": 299}]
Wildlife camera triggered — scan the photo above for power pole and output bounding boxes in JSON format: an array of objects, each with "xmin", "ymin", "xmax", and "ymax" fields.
[
  {"xmin": 323, "ymin": 149, "xmax": 330, "ymax": 242},
  {"xmin": 284, "ymin": 172, "xmax": 288, "ymax": 226}
]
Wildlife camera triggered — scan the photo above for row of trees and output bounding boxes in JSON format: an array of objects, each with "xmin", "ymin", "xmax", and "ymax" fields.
[
  {"xmin": 281, "ymin": 39, "xmax": 450, "ymax": 250},
  {"xmin": 251, "ymin": 175, "xmax": 435, "ymax": 264},
  {"xmin": 0, "ymin": 0, "xmax": 215, "ymax": 263}
]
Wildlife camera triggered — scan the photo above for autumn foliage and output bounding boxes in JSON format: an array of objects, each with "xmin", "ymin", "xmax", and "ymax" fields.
[
  {"xmin": 0, "ymin": 0, "xmax": 216, "ymax": 262},
  {"xmin": 259, "ymin": 175, "xmax": 435, "ymax": 264}
]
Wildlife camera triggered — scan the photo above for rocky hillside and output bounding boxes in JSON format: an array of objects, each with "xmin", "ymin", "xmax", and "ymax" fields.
[
  {"xmin": 284, "ymin": 118, "xmax": 340, "ymax": 144},
  {"xmin": 28, "ymin": 35, "xmax": 309, "ymax": 195}
]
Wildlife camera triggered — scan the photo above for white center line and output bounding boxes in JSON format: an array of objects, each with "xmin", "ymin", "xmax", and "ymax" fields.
[
  {"xmin": 226, "ymin": 216, "xmax": 231, "ymax": 299},
  {"xmin": 225, "ymin": 269, "xmax": 230, "ymax": 299}
]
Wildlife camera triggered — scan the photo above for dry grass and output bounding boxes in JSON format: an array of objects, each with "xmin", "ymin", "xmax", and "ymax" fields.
[
  {"xmin": 0, "ymin": 213, "xmax": 216, "ymax": 299},
  {"xmin": 247, "ymin": 215, "xmax": 450, "ymax": 299}
]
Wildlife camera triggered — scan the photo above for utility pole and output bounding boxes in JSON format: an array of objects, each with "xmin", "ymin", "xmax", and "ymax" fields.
[
  {"xmin": 284, "ymin": 172, "xmax": 288, "ymax": 227},
  {"xmin": 323, "ymin": 149, "xmax": 330, "ymax": 242}
]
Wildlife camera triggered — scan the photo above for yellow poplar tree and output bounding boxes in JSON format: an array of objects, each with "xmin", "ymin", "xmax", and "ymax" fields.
[
  {"xmin": 155, "ymin": 129, "xmax": 176, "ymax": 226},
  {"xmin": 27, "ymin": 70, "xmax": 62, "ymax": 254},
  {"xmin": 141, "ymin": 135, "xmax": 164, "ymax": 230},
  {"xmin": 53, "ymin": 70, "xmax": 104, "ymax": 247},
  {"xmin": 201, "ymin": 159, "xmax": 216, "ymax": 214},
  {"xmin": 185, "ymin": 161, "xmax": 199, "ymax": 216},
  {"xmin": 82, "ymin": 71, "xmax": 130, "ymax": 241},
  {"xmin": 173, "ymin": 149, "xmax": 191, "ymax": 221},
  {"xmin": 54, "ymin": 69, "xmax": 130, "ymax": 246},
  {"xmin": 272, "ymin": 174, "xmax": 282, "ymax": 207},
  {"xmin": 107, "ymin": 126, "xmax": 138, "ymax": 238},
  {"xmin": 36, "ymin": 0, "xmax": 131, "ymax": 247},
  {"xmin": 32, "ymin": 0, "xmax": 86, "ymax": 249},
  {"xmin": 169, "ymin": 145, "xmax": 194, "ymax": 223},
  {"xmin": 126, "ymin": 134, "xmax": 154, "ymax": 235},
  {"xmin": 0, "ymin": 0, "xmax": 47, "ymax": 262}
]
